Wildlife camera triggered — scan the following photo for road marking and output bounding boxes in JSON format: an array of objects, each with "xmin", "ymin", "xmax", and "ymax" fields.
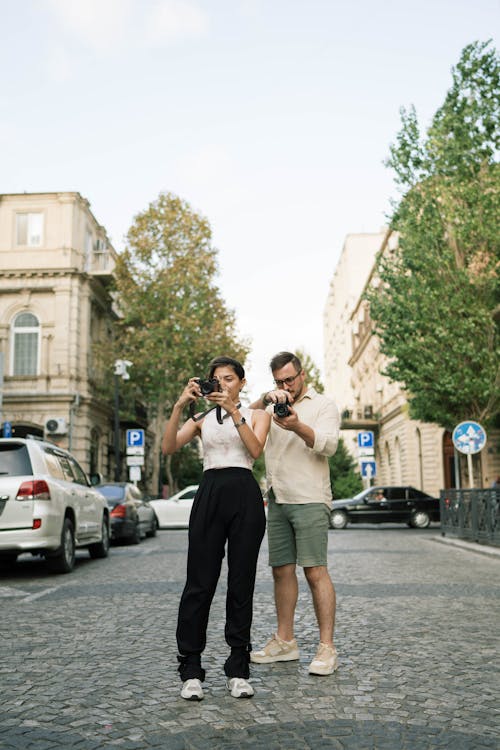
[
  {"xmin": 0, "ymin": 586, "xmax": 29, "ymax": 598},
  {"xmin": 20, "ymin": 587, "xmax": 60, "ymax": 602}
]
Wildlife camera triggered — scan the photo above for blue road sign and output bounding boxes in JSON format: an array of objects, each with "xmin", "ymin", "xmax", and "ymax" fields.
[
  {"xmin": 357, "ymin": 431, "xmax": 374, "ymax": 449},
  {"xmin": 126, "ymin": 428, "xmax": 145, "ymax": 448},
  {"xmin": 452, "ymin": 421, "xmax": 486, "ymax": 455},
  {"xmin": 3, "ymin": 421, "xmax": 12, "ymax": 438},
  {"xmin": 360, "ymin": 459, "xmax": 376, "ymax": 478}
]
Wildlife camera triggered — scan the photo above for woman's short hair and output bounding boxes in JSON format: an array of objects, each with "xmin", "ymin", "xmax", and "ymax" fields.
[
  {"xmin": 208, "ymin": 356, "xmax": 245, "ymax": 380},
  {"xmin": 269, "ymin": 351, "xmax": 302, "ymax": 373}
]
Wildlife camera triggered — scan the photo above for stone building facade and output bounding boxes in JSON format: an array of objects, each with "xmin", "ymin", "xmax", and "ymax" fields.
[
  {"xmin": 324, "ymin": 229, "xmax": 500, "ymax": 495},
  {"xmin": 0, "ymin": 191, "xmax": 121, "ymax": 477}
]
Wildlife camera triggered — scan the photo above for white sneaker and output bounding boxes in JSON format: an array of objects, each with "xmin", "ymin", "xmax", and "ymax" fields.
[
  {"xmin": 181, "ymin": 678, "xmax": 204, "ymax": 700},
  {"xmin": 250, "ymin": 633, "xmax": 300, "ymax": 663},
  {"xmin": 308, "ymin": 643, "xmax": 339, "ymax": 676},
  {"xmin": 226, "ymin": 677, "xmax": 254, "ymax": 698}
]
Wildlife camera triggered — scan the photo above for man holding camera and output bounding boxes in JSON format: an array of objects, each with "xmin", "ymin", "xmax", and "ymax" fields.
[{"xmin": 250, "ymin": 351, "xmax": 340, "ymax": 675}]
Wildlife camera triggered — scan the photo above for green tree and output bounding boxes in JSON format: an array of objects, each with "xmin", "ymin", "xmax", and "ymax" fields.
[
  {"xmin": 367, "ymin": 41, "xmax": 499, "ymax": 429},
  {"xmin": 113, "ymin": 192, "xmax": 250, "ymax": 492},
  {"xmin": 329, "ymin": 438, "xmax": 363, "ymax": 499},
  {"xmin": 296, "ymin": 348, "xmax": 325, "ymax": 393}
]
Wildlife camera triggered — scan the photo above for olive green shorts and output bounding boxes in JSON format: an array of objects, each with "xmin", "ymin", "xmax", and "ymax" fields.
[{"xmin": 267, "ymin": 499, "xmax": 331, "ymax": 568}]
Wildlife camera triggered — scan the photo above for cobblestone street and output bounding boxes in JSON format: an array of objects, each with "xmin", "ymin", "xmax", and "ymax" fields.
[{"xmin": 0, "ymin": 526, "xmax": 498, "ymax": 749}]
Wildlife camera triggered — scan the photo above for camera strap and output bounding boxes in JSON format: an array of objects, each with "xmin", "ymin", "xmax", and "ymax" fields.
[
  {"xmin": 189, "ymin": 403, "xmax": 223, "ymax": 425},
  {"xmin": 189, "ymin": 401, "xmax": 241, "ymax": 426}
]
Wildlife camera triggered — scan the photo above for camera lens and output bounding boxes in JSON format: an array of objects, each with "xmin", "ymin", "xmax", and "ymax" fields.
[{"xmin": 274, "ymin": 402, "xmax": 290, "ymax": 418}]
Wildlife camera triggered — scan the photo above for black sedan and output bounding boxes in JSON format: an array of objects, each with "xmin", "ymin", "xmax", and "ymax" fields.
[
  {"xmin": 96, "ymin": 482, "xmax": 157, "ymax": 544},
  {"xmin": 330, "ymin": 486, "xmax": 440, "ymax": 530}
]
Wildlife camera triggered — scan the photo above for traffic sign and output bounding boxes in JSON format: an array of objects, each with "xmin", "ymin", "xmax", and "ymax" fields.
[
  {"xmin": 360, "ymin": 459, "xmax": 376, "ymax": 478},
  {"xmin": 129, "ymin": 466, "xmax": 141, "ymax": 482},
  {"xmin": 126, "ymin": 455, "xmax": 144, "ymax": 467},
  {"xmin": 3, "ymin": 421, "xmax": 12, "ymax": 438},
  {"xmin": 126, "ymin": 429, "xmax": 144, "ymax": 449},
  {"xmin": 452, "ymin": 421, "xmax": 487, "ymax": 455},
  {"xmin": 357, "ymin": 431, "xmax": 374, "ymax": 450}
]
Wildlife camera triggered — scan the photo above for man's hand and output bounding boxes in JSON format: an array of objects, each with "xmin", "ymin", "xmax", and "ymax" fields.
[
  {"xmin": 273, "ymin": 405, "xmax": 299, "ymax": 431},
  {"xmin": 265, "ymin": 388, "xmax": 293, "ymax": 405}
]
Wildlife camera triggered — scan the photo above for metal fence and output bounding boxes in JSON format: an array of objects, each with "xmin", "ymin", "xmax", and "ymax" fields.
[{"xmin": 440, "ymin": 488, "xmax": 500, "ymax": 546}]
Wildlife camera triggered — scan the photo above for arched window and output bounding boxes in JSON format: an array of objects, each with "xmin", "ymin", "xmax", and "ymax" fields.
[{"xmin": 11, "ymin": 312, "xmax": 40, "ymax": 376}]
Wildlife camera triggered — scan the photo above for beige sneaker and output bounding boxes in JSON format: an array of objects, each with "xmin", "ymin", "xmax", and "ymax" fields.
[
  {"xmin": 308, "ymin": 643, "xmax": 339, "ymax": 675},
  {"xmin": 250, "ymin": 634, "xmax": 299, "ymax": 663}
]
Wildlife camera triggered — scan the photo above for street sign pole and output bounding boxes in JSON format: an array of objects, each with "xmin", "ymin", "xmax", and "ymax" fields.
[
  {"xmin": 467, "ymin": 453, "xmax": 474, "ymax": 489},
  {"xmin": 452, "ymin": 421, "xmax": 487, "ymax": 489}
]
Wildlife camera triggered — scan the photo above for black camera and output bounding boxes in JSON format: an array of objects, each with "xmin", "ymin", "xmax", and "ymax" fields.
[
  {"xmin": 196, "ymin": 377, "xmax": 220, "ymax": 396},
  {"xmin": 274, "ymin": 401, "xmax": 291, "ymax": 418}
]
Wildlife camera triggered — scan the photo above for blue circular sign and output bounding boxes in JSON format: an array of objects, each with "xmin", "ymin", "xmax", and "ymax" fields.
[{"xmin": 452, "ymin": 421, "xmax": 487, "ymax": 455}]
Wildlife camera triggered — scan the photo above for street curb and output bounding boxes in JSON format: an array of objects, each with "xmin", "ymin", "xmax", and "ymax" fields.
[{"xmin": 429, "ymin": 534, "xmax": 500, "ymax": 558}]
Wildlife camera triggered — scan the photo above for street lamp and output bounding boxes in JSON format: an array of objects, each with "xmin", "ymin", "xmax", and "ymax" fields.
[{"xmin": 113, "ymin": 359, "xmax": 133, "ymax": 481}]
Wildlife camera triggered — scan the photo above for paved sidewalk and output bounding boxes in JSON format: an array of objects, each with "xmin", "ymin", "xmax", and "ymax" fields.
[{"xmin": 0, "ymin": 527, "xmax": 499, "ymax": 749}]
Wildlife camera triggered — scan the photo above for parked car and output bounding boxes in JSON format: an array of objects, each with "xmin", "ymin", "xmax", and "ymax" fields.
[
  {"xmin": 148, "ymin": 485, "xmax": 199, "ymax": 529},
  {"xmin": 0, "ymin": 438, "xmax": 110, "ymax": 573},
  {"xmin": 330, "ymin": 485, "xmax": 440, "ymax": 529},
  {"xmin": 95, "ymin": 482, "xmax": 157, "ymax": 543}
]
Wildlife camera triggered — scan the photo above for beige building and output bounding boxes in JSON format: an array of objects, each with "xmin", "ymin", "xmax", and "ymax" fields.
[
  {"xmin": 0, "ymin": 191, "xmax": 126, "ymax": 478},
  {"xmin": 324, "ymin": 229, "xmax": 499, "ymax": 495}
]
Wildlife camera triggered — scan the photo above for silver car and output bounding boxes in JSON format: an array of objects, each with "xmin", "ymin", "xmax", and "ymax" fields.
[{"xmin": 0, "ymin": 438, "xmax": 110, "ymax": 573}]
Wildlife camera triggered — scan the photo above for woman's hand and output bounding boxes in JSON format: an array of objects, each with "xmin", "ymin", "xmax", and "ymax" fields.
[
  {"xmin": 176, "ymin": 378, "xmax": 202, "ymax": 409},
  {"xmin": 206, "ymin": 384, "xmax": 238, "ymax": 415}
]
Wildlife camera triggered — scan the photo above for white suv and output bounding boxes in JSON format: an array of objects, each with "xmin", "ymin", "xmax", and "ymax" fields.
[{"xmin": 0, "ymin": 438, "xmax": 110, "ymax": 573}]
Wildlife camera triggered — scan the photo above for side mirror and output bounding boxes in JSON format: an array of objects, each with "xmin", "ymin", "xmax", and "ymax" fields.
[{"xmin": 90, "ymin": 472, "xmax": 104, "ymax": 486}]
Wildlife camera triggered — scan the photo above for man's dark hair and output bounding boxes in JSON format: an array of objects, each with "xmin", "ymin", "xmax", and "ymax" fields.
[
  {"xmin": 208, "ymin": 356, "xmax": 245, "ymax": 380},
  {"xmin": 269, "ymin": 351, "xmax": 302, "ymax": 373}
]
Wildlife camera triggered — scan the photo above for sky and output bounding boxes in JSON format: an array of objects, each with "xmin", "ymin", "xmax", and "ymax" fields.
[{"xmin": 1, "ymin": 0, "xmax": 498, "ymax": 399}]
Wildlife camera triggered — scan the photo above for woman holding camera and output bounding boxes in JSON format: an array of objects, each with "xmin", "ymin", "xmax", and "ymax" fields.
[{"xmin": 162, "ymin": 356, "xmax": 270, "ymax": 701}]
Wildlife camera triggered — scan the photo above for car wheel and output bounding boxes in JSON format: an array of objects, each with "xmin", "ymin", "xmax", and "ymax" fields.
[
  {"xmin": 47, "ymin": 517, "xmax": 75, "ymax": 573},
  {"xmin": 129, "ymin": 521, "xmax": 141, "ymax": 545},
  {"xmin": 330, "ymin": 510, "xmax": 348, "ymax": 530},
  {"xmin": 409, "ymin": 510, "xmax": 431, "ymax": 529},
  {"xmin": 88, "ymin": 517, "xmax": 110, "ymax": 559}
]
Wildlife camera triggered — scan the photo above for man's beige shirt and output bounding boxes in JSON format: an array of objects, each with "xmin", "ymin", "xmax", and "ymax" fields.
[{"xmin": 265, "ymin": 387, "xmax": 340, "ymax": 507}]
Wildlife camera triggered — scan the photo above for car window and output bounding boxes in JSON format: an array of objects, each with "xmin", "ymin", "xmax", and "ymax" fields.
[
  {"xmin": 180, "ymin": 488, "xmax": 197, "ymax": 500},
  {"xmin": 56, "ymin": 455, "xmax": 78, "ymax": 483},
  {"xmin": 408, "ymin": 488, "xmax": 429, "ymax": 499},
  {"xmin": 67, "ymin": 456, "xmax": 89, "ymax": 486},
  {"xmin": 0, "ymin": 443, "xmax": 33, "ymax": 476},
  {"xmin": 43, "ymin": 450, "xmax": 66, "ymax": 480},
  {"xmin": 98, "ymin": 485, "xmax": 125, "ymax": 501}
]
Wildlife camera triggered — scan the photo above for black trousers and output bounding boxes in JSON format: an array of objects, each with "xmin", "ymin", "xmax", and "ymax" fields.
[{"xmin": 176, "ymin": 468, "xmax": 266, "ymax": 681}]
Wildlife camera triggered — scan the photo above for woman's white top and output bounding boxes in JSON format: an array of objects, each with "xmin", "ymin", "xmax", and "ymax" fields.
[{"xmin": 201, "ymin": 406, "xmax": 254, "ymax": 471}]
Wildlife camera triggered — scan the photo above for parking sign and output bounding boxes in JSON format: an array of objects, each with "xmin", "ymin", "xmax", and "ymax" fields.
[
  {"xmin": 357, "ymin": 431, "xmax": 374, "ymax": 450},
  {"xmin": 126, "ymin": 429, "xmax": 144, "ymax": 449}
]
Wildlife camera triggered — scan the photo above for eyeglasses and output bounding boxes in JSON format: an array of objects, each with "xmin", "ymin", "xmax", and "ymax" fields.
[{"xmin": 274, "ymin": 371, "xmax": 302, "ymax": 388}]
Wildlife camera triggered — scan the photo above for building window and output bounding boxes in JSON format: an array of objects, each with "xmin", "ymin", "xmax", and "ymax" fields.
[
  {"xmin": 11, "ymin": 312, "xmax": 40, "ymax": 376},
  {"xmin": 16, "ymin": 212, "xmax": 44, "ymax": 246}
]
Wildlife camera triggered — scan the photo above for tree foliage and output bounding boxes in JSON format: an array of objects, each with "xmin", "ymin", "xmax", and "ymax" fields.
[
  {"xmin": 296, "ymin": 348, "xmax": 325, "ymax": 393},
  {"xmin": 113, "ymin": 192, "xmax": 250, "ymax": 490},
  {"xmin": 329, "ymin": 438, "xmax": 363, "ymax": 499},
  {"xmin": 367, "ymin": 41, "xmax": 499, "ymax": 429}
]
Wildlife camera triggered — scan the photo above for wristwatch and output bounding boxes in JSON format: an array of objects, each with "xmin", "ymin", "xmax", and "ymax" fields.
[{"xmin": 234, "ymin": 416, "xmax": 246, "ymax": 429}]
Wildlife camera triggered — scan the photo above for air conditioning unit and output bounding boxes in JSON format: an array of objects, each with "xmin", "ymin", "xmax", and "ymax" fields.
[{"xmin": 45, "ymin": 417, "xmax": 68, "ymax": 435}]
